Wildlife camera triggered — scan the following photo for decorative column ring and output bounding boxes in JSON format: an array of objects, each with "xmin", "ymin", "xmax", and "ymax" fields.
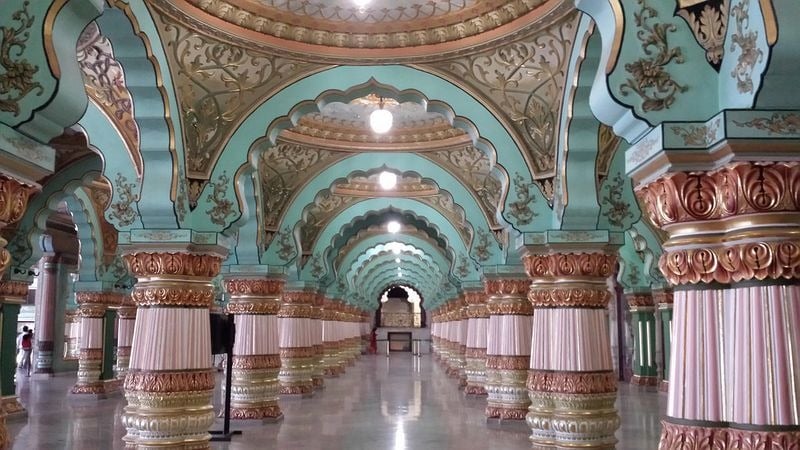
[
  {"xmin": 278, "ymin": 290, "xmax": 315, "ymax": 396},
  {"xmin": 224, "ymin": 278, "xmax": 284, "ymax": 421},
  {"xmin": 524, "ymin": 251, "xmax": 619, "ymax": 449},
  {"xmin": 484, "ymin": 278, "xmax": 533, "ymax": 421},
  {"xmin": 464, "ymin": 291, "xmax": 489, "ymax": 395},
  {"xmin": 71, "ymin": 292, "xmax": 122, "ymax": 396},
  {"xmin": 121, "ymin": 251, "xmax": 223, "ymax": 449}
]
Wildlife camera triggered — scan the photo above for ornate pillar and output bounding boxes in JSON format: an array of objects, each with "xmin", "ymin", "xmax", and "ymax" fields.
[
  {"xmin": 345, "ymin": 306, "xmax": 359, "ymax": 365},
  {"xmin": 634, "ymin": 161, "xmax": 800, "ymax": 447},
  {"xmin": 360, "ymin": 311, "xmax": 369, "ymax": 355},
  {"xmin": 0, "ymin": 280, "xmax": 29, "ymax": 417},
  {"xmin": 451, "ymin": 297, "xmax": 468, "ymax": 387},
  {"xmin": 278, "ymin": 290, "xmax": 315, "ymax": 396},
  {"xmin": 0, "ymin": 175, "xmax": 34, "ymax": 449},
  {"xmin": 654, "ymin": 290, "xmax": 673, "ymax": 392},
  {"xmin": 115, "ymin": 296, "xmax": 136, "ymax": 380},
  {"xmin": 626, "ymin": 292, "xmax": 658, "ymax": 387},
  {"xmin": 322, "ymin": 299, "xmax": 340, "ymax": 377},
  {"xmin": 484, "ymin": 278, "xmax": 533, "ymax": 421},
  {"xmin": 334, "ymin": 302, "xmax": 348, "ymax": 373},
  {"xmin": 71, "ymin": 292, "xmax": 121, "ymax": 396},
  {"xmin": 523, "ymin": 251, "xmax": 619, "ymax": 449},
  {"xmin": 310, "ymin": 294, "xmax": 324, "ymax": 390},
  {"xmin": 430, "ymin": 310, "xmax": 440, "ymax": 361},
  {"xmin": 223, "ymin": 277, "xmax": 283, "ymax": 421},
  {"xmin": 464, "ymin": 290, "xmax": 488, "ymax": 395},
  {"xmin": 121, "ymin": 250, "xmax": 224, "ymax": 449},
  {"xmin": 33, "ymin": 254, "xmax": 61, "ymax": 375}
]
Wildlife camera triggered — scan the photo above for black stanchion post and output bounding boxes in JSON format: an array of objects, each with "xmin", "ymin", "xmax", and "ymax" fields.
[{"xmin": 211, "ymin": 314, "xmax": 243, "ymax": 441}]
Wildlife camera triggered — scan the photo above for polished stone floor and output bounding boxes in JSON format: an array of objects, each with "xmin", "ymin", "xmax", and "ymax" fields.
[{"xmin": 9, "ymin": 354, "xmax": 664, "ymax": 449}]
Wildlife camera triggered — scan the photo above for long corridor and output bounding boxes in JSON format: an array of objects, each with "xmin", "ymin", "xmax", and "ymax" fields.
[{"xmin": 9, "ymin": 354, "xmax": 664, "ymax": 449}]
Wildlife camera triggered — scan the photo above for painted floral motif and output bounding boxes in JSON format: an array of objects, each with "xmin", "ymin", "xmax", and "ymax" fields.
[
  {"xmin": 601, "ymin": 172, "xmax": 633, "ymax": 228},
  {"xmin": 276, "ymin": 227, "xmax": 297, "ymax": 262},
  {"xmin": 620, "ymin": 0, "xmax": 687, "ymax": 112},
  {"xmin": 205, "ymin": 172, "xmax": 235, "ymax": 226},
  {"xmin": 734, "ymin": 113, "xmax": 800, "ymax": 136},
  {"xmin": 109, "ymin": 173, "xmax": 139, "ymax": 227},
  {"xmin": 0, "ymin": 2, "xmax": 42, "ymax": 116},
  {"xmin": 729, "ymin": 0, "xmax": 763, "ymax": 94},
  {"xmin": 473, "ymin": 228, "xmax": 493, "ymax": 262},
  {"xmin": 671, "ymin": 118, "xmax": 720, "ymax": 145},
  {"xmin": 507, "ymin": 172, "xmax": 538, "ymax": 226},
  {"xmin": 308, "ymin": 254, "xmax": 324, "ymax": 279}
]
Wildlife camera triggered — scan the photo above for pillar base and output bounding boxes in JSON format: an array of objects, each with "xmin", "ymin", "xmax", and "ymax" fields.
[
  {"xmin": 464, "ymin": 385, "xmax": 487, "ymax": 396},
  {"xmin": 279, "ymin": 385, "xmax": 314, "ymax": 398},
  {"xmin": 485, "ymin": 406, "xmax": 528, "ymax": 421},
  {"xmin": 223, "ymin": 405, "xmax": 283, "ymax": 423},
  {"xmin": 660, "ymin": 419, "xmax": 800, "ymax": 449},
  {"xmin": 631, "ymin": 375, "xmax": 659, "ymax": 387},
  {"xmin": 1, "ymin": 396, "xmax": 26, "ymax": 420},
  {"xmin": 70, "ymin": 382, "xmax": 110, "ymax": 399},
  {"xmin": 312, "ymin": 377, "xmax": 325, "ymax": 389},
  {"xmin": 659, "ymin": 380, "xmax": 669, "ymax": 392}
]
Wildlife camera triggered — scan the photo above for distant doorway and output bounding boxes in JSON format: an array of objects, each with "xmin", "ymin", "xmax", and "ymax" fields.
[{"xmin": 387, "ymin": 332, "xmax": 412, "ymax": 352}]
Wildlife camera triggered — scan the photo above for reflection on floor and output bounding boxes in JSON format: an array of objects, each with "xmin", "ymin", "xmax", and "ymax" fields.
[{"xmin": 8, "ymin": 355, "xmax": 664, "ymax": 449}]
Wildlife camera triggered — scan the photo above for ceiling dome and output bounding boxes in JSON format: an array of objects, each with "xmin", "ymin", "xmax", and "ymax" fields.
[{"xmin": 161, "ymin": 0, "xmax": 566, "ymax": 61}]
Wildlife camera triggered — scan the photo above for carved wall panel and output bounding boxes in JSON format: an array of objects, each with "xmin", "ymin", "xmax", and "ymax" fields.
[
  {"xmin": 422, "ymin": 12, "xmax": 581, "ymax": 202},
  {"xmin": 424, "ymin": 145, "xmax": 504, "ymax": 230},
  {"xmin": 149, "ymin": 3, "xmax": 324, "ymax": 204}
]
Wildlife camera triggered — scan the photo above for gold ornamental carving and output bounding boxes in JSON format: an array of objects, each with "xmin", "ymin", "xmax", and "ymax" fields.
[
  {"xmin": 620, "ymin": 0, "xmax": 688, "ymax": 112},
  {"xmin": 625, "ymin": 293, "xmax": 655, "ymax": 308},
  {"xmin": 0, "ymin": 175, "xmax": 35, "ymax": 227},
  {"xmin": 487, "ymin": 296, "xmax": 534, "ymax": 316},
  {"xmin": 123, "ymin": 252, "xmax": 223, "ymax": 278},
  {"xmin": 729, "ymin": 0, "xmax": 763, "ymax": 94},
  {"xmin": 224, "ymin": 278, "xmax": 284, "ymax": 297},
  {"xmin": 0, "ymin": 1, "xmax": 43, "ymax": 117},
  {"xmin": 660, "ymin": 240, "xmax": 800, "ymax": 285},
  {"xmin": 734, "ymin": 113, "xmax": 800, "ymax": 136},
  {"xmin": 659, "ymin": 420, "xmax": 800, "ymax": 450},
  {"xmin": 77, "ymin": 304, "xmax": 108, "ymax": 318},
  {"xmin": 425, "ymin": 12, "xmax": 580, "ymax": 201},
  {"xmin": 653, "ymin": 290, "xmax": 674, "ymax": 305},
  {"xmin": 181, "ymin": 0, "xmax": 547, "ymax": 51},
  {"xmin": 527, "ymin": 370, "xmax": 617, "ymax": 395},
  {"xmin": 528, "ymin": 287, "xmax": 610, "ymax": 309},
  {"xmin": 231, "ymin": 355, "xmax": 281, "ymax": 370},
  {"xmin": 226, "ymin": 300, "xmax": 280, "ymax": 315},
  {"xmin": 523, "ymin": 253, "xmax": 616, "ymax": 279},
  {"xmin": 124, "ymin": 369, "xmax": 216, "ymax": 393},
  {"xmin": 132, "ymin": 285, "xmax": 215, "ymax": 308},
  {"xmin": 229, "ymin": 405, "xmax": 282, "ymax": 421},
  {"xmin": 281, "ymin": 291, "xmax": 316, "ymax": 305},
  {"xmin": 676, "ymin": 0, "xmax": 729, "ymax": 69},
  {"xmin": 485, "ymin": 355, "xmax": 529, "ymax": 371},
  {"xmin": 0, "ymin": 280, "xmax": 28, "ymax": 298},
  {"xmin": 79, "ymin": 348, "xmax": 104, "ymax": 360},
  {"xmin": 75, "ymin": 291, "xmax": 123, "ymax": 307},
  {"xmin": 279, "ymin": 347, "xmax": 316, "ymax": 359},
  {"xmin": 484, "ymin": 279, "xmax": 531, "ymax": 296},
  {"xmin": 150, "ymin": 4, "xmax": 323, "ymax": 199},
  {"xmin": 636, "ymin": 162, "xmax": 800, "ymax": 230}
]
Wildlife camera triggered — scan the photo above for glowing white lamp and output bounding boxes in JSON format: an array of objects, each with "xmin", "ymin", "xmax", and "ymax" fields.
[
  {"xmin": 387, "ymin": 221, "xmax": 401, "ymax": 234},
  {"xmin": 354, "ymin": 0, "xmax": 371, "ymax": 6},
  {"xmin": 395, "ymin": 258, "xmax": 401, "ymax": 263},
  {"xmin": 379, "ymin": 171, "xmax": 397, "ymax": 190},
  {"xmin": 370, "ymin": 107, "xmax": 393, "ymax": 134}
]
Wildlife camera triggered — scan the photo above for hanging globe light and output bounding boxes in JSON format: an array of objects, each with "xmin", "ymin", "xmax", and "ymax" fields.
[
  {"xmin": 387, "ymin": 221, "xmax": 401, "ymax": 234},
  {"xmin": 378, "ymin": 171, "xmax": 397, "ymax": 190},
  {"xmin": 369, "ymin": 98, "xmax": 393, "ymax": 134}
]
